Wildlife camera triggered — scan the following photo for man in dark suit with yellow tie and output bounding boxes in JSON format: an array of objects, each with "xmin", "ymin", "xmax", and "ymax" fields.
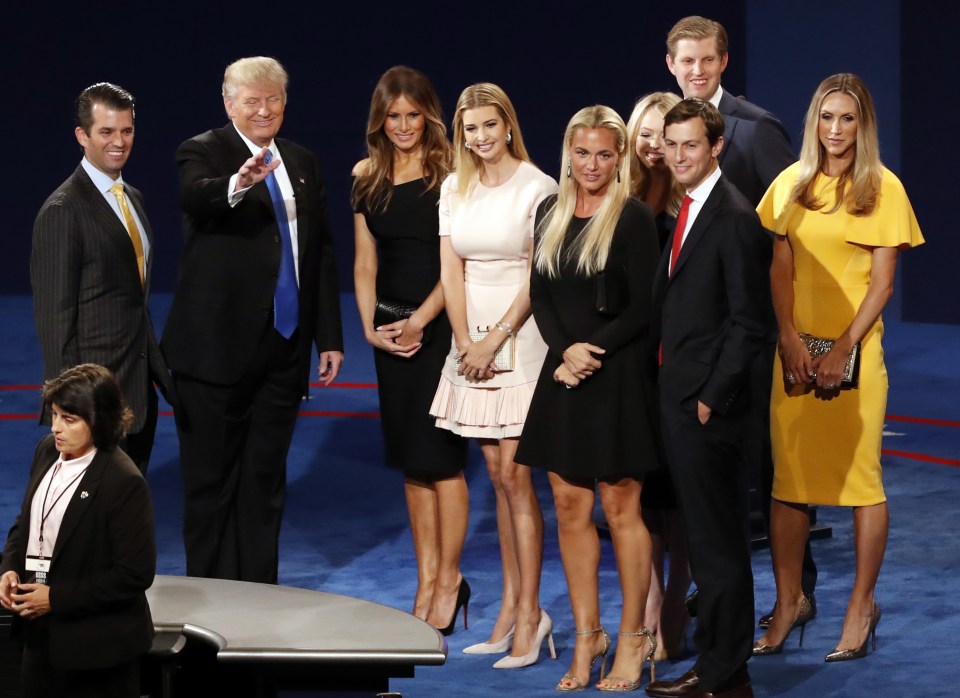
[
  {"xmin": 162, "ymin": 57, "xmax": 343, "ymax": 584},
  {"xmin": 31, "ymin": 82, "xmax": 170, "ymax": 474}
]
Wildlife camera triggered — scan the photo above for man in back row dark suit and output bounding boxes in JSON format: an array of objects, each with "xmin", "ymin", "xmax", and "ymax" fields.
[
  {"xmin": 646, "ymin": 100, "xmax": 772, "ymax": 698},
  {"xmin": 31, "ymin": 82, "xmax": 172, "ymax": 474},
  {"xmin": 665, "ymin": 15, "xmax": 818, "ymax": 627},
  {"xmin": 162, "ymin": 56, "xmax": 344, "ymax": 584}
]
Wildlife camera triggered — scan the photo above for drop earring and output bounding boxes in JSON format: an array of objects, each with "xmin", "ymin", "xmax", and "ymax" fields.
[
  {"xmin": 465, "ymin": 142, "xmax": 471, "ymax": 150},
  {"xmin": 617, "ymin": 169, "xmax": 621, "ymax": 183},
  {"xmin": 507, "ymin": 132, "xmax": 512, "ymax": 144},
  {"xmin": 567, "ymin": 159, "xmax": 571, "ymax": 178}
]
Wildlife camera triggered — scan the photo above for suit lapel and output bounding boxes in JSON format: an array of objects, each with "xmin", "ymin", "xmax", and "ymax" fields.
[
  {"xmin": 73, "ymin": 168, "xmax": 144, "ymax": 293},
  {"xmin": 51, "ymin": 450, "xmax": 107, "ymax": 560},
  {"xmin": 717, "ymin": 92, "xmax": 738, "ymax": 166},
  {"xmin": 669, "ymin": 180, "xmax": 725, "ymax": 281}
]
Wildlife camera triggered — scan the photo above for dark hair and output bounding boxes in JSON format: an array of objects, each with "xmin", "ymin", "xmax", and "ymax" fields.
[
  {"xmin": 663, "ymin": 98, "xmax": 725, "ymax": 147},
  {"xmin": 75, "ymin": 82, "xmax": 135, "ymax": 134},
  {"xmin": 42, "ymin": 364, "xmax": 133, "ymax": 450}
]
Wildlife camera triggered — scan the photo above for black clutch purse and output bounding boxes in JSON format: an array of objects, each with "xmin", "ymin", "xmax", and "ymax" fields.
[
  {"xmin": 373, "ymin": 297, "xmax": 432, "ymax": 344},
  {"xmin": 595, "ymin": 266, "xmax": 628, "ymax": 315},
  {"xmin": 799, "ymin": 332, "xmax": 861, "ymax": 388}
]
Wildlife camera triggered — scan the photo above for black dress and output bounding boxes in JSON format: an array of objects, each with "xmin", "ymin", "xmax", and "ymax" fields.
[
  {"xmin": 357, "ymin": 179, "xmax": 467, "ymax": 479},
  {"xmin": 515, "ymin": 197, "xmax": 662, "ymax": 480}
]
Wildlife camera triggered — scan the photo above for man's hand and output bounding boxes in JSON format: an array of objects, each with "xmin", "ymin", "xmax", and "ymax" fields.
[
  {"xmin": 235, "ymin": 147, "xmax": 280, "ymax": 191},
  {"xmin": 9, "ymin": 581, "xmax": 50, "ymax": 619},
  {"xmin": 0, "ymin": 571, "xmax": 19, "ymax": 611},
  {"xmin": 318, "ymin": 351, "xmax": 344, "ymax": 386}
]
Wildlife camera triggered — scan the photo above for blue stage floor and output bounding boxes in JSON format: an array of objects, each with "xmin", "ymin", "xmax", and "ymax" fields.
[{"xmin": 1, "ymin": 293, "xmax": 958, "ymax": 697}]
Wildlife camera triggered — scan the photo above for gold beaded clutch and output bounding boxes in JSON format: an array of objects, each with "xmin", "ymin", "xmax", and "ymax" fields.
[
  {"xmin": 798, "ymin": 333, "xmax": 861, "ymax": 388},
  {"xmin": 453, "ymin": 327, "xmax": 516, "ymax": 372}
]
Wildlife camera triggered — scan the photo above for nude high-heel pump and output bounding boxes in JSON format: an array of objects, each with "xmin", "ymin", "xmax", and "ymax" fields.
[{"xmin": 492, "ymin": 610, "xmax": 557, "ymax": 669}]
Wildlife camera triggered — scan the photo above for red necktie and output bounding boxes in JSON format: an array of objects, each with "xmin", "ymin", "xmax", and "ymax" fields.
[
  {"xmin": 669, "ymin": 195, "xmax": 694, "ymax": 276},
  {"xmin": 660, "ymin": 195, "xmax": 694, "ymax": 365}
]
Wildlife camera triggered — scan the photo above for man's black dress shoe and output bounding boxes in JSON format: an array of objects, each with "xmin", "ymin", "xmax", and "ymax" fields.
[
  {"xmin": 758, "ymin": 592, "xmax": 817, "ymax": 629},
  {"xmin": 645, "ymin": 669, "xmax": 700, "ymax": 697},
  {"xmin": 646, "ymin": 670, "xmax": 753, "ymax": 698}
]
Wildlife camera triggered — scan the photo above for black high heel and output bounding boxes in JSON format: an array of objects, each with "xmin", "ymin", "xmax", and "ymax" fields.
[
  {"xmin": 752, "ymin": 595, "xmax": 815, "ymax": 656},
  {"xmin": 825, "ymin": 603, "xmax": 881, "ymax": 662},
  {"xmin": 437, "ymin": 578, "xmax": 471, "ymax": 636}
]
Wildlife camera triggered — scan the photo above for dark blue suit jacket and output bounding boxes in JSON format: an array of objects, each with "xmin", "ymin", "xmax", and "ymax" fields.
[{"xmin": 717, "ymin": 91, "xmax": 795, "ymax": 207}]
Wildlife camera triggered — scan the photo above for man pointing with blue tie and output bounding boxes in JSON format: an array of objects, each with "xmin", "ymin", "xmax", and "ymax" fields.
[{"xmin": 163, "ymin": 56, "xmax": 343, "ymax": 583}]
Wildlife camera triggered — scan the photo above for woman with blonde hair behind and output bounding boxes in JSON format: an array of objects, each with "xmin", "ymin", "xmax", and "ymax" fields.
[
  {"xmin": 753, "ymin": 73, "xmax": 924, "ymax": 662},
  {"xmin": 352, "ymin": 65, "xmax": 469, "ymax": 631},
  {"xmin": 625, "ymin": 92, "xmax": 692, "ymax": 660},
  {"xmin": 516, "ymin": 105, "xmax": 661, "ymax": 691},
  {"xmin": 429, "ymin": 83, "xmax": 557, "ymax": 667}
]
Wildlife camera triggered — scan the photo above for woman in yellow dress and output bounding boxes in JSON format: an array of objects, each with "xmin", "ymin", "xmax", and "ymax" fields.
[{"xmin": 753, "ymin": 73, "xmax": 924, "ymax": 662}]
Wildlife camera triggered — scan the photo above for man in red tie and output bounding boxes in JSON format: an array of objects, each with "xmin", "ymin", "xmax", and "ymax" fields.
[{"xmin": 646, "ymin": 99, "xmax": 772, "ymax": 698}]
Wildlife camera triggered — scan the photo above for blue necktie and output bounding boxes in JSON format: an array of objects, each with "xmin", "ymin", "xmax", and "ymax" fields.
[{"xmin": 264, "ymin": 150, "xmax": 299, "ymax": 339}]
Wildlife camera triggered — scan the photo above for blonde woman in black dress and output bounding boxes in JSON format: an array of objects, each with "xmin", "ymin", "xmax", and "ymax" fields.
[
  {"xmin": 352, "ymin": 66, "xmax": 468, "ymax": 632},
  {"xmin": 517, "ymin": 105, "xmax": 662, "ymax": 691}
]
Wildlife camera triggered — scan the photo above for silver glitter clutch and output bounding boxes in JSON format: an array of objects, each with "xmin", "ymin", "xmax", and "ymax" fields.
[
  {"xmin": 798, "ymin": 333, "xmax": 861, "ymax": 388},
  {"xmin": 453, "ymin": 327, "xmax": 516, "ymax": 372}
]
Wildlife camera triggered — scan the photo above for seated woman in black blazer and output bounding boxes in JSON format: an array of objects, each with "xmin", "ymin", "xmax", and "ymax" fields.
[{"xmin": 0, "ymin": 364, "xmax": 156, "ymax": 698}]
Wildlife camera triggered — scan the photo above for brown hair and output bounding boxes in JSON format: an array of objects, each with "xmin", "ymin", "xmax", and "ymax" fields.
[
  {"xmin": 666, "ymin": 15, "xmax": 728, "ymax": 58},
  {"xmin": 352, "ymin": 66, "xmax": 452, "ymax": 212},
  {"xmin": 663, "ymin": 98, "xmax": 725, "ymax": 147}
]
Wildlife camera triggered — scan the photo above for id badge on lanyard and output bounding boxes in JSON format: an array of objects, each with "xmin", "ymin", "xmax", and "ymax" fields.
[{"xmin": 25, "ymin": 555, "xmax": 51, "ymax": 584}]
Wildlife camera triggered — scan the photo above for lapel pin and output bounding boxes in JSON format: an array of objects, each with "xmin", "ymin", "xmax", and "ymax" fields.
[
  {"xmin": 80, "ymin": 491, "xmax": 89, "ymax": 499},
  {"xmin": 298, "ymin": 177, "xmax": 305, "ymax": 184}
]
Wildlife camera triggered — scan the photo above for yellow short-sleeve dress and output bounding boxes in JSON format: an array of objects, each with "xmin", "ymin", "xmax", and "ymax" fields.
[{"xmin": 757, "ymin": 163, "xmax": 924, "ymax": 506}]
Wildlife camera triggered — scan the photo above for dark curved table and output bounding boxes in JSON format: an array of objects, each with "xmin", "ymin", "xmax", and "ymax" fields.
[{"xmin": 146, "ymin": 575, "xmax": 446, "ymax": 696}]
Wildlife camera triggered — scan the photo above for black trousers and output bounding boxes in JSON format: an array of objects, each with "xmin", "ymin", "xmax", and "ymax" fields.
[
  {"xmin": 661, "ymin": 399, "xmax": 753, "ymax": 693},
  {"xmin": 121, "ymin": 383, "xmax": 158, "ymax": 476},
  {"xmin": 21, "ymin": 632, "xmax": 140, "ymax": 698},
  {"xmin": 174, "ymin": 328, "xmax": 305, "ymax": 583}
]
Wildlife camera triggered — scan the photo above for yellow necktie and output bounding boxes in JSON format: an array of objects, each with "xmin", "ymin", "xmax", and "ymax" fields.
[{"xmin": 109, "ymin": 182, "xmax": 145, "ymax": 287}]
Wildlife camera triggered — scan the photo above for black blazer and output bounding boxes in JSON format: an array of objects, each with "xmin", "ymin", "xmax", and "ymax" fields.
[
  {"xmin": 30, "ymin": 166, "xmax": 171, "ymax": 432},
  {"xmin": 162, "ymin": 124, "xmax": 343, "ymax": 385},
  {"xmin": 0, "ymin": 436, "xmax": 155, "ymax": 670},
  {"xmin": 652, "ymin": 175, "xmax": 773, "ymax": 416},
  {"xmin": 717, "ymin": 91, "xmax": 795, "ymax": 207}
]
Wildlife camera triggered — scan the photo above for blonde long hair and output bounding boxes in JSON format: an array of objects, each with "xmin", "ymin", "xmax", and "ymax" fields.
[
  {"xmin": 451, "ymin": 83, "xmax": 531, "ymax": 196},
  {"xmin": 787, "ymin": 73, "xmax": 883, "ymax": 222},
  {"xmin": 351, "ymin": 66, "xmax": 452, "ymax": 212},
  {"xmin": 625, "ymin": 92, "xmax": 684, "ymax": 216},
  {"xmin": 535, "ymin": 105, "xmax": 631, "ymax": 278}
]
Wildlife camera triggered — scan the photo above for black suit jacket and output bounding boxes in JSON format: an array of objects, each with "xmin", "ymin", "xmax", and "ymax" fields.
[
  {"xmin": 717, "ymin": 91, "xmax": 795, "ymax": 207},
  {"xmin": 162, "ymin": 124, "xmax": 342, "ymax": 384},
  {"xmin": 0, "ymin": 436, "xmax": 155, "ymax": 670},
  {"xmin": 31, "ymin": 166, "xmax": 171, "ymax": 432},
  {"xmin": 652, "ymin": 175, "xmax": 773, "ymax": 416}
]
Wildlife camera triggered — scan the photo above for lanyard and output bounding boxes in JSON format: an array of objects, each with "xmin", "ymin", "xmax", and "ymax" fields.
[{"xmin": 38, "ymin": 463, "xmax": 87, "ymax": 556}]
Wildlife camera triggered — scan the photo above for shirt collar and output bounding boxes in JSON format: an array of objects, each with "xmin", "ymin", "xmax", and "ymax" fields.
[
  {"xmin": 232, "ymin": 123, "xmax": 277, "ymax": 159},
  {"xmin": 709, "ymin": 85, "xmax": 724, "ymax": 109},
  {"xmin": 687, "ymin": 164, "xmax": 723, "ymax": 203},
  {"xmin": 81, "ymin": 157, "xmax": 123, "ymax": 194}
]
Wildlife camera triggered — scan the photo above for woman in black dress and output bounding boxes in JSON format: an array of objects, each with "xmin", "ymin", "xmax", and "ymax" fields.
[
  {"xmin": 516, "ymin": 106, "xmax": 661, "ymax": 691},
  {"xmin": 352, "ymin": 66, "xmax": 468, "ymax": 631}
]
